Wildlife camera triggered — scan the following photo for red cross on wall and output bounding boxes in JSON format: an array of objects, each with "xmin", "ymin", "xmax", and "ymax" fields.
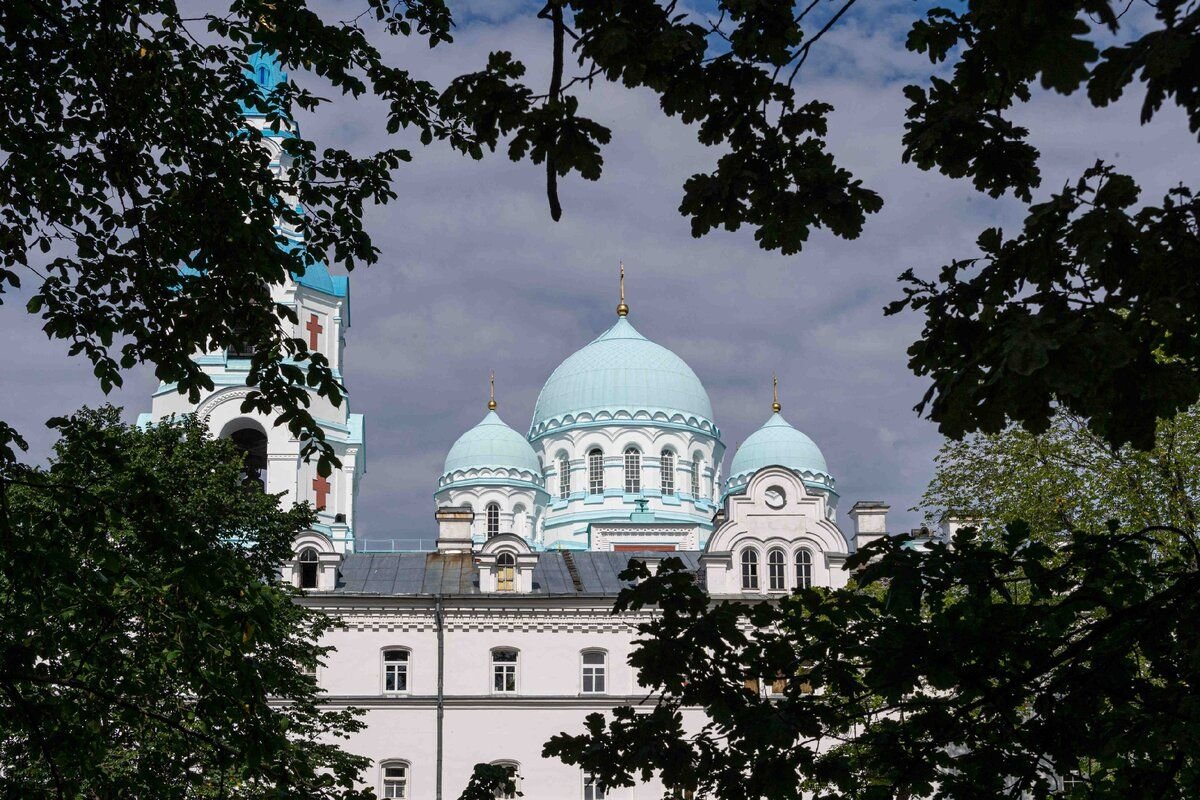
[
  {"xmin": 305, "ymin": 313, "xmax": 324, "ymax": 350},
  {"xmin": 312, "ymin": 474, "xmax": 330, "ymax": 510}
]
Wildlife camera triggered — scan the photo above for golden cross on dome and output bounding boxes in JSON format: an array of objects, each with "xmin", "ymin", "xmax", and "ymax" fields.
[
  {"xmin": 772, "ymin": 374, "xmax": 782, "ymax": 413},
  {"xmin": 617, "ymin": 261, "xmax": 629, "ymax": 317},
  {"xmin": 488, "ymin": 371, "xmax": 497, "ymax": 411}
]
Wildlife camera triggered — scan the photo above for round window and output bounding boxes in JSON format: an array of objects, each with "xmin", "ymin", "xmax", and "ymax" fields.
[{"xmin": 764, "ymin": 486, "xmax": 786, "ymax": 509}]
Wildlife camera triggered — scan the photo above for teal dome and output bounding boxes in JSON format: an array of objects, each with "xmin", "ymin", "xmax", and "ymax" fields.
[
  {"xmin": 726, "ymin": 412, "xmax": 833, "ymax": 493},
  {"xmin": 442, "ymin": 411, "xmax": 542, "ymax": 479},
  {"xmin": 529, "ymin": 317, "xmax": 716, "ymax": 436}
]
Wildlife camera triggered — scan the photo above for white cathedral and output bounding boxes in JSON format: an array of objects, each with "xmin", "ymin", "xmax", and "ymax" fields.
[{"xmin": 139, "ymin": 53, "xmax": 907, "ymax": 800}]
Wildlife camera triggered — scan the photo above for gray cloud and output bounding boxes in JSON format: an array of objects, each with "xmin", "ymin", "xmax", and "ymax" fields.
[{"xmin": 3, "ymin": 3, "xmax": 1194, "ymax": 540}]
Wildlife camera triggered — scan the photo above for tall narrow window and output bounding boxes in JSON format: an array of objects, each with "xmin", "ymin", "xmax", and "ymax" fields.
[
  {"xmin": 298, "ymin": 548, "xmax": 318, "ymax": 589},
  {"xmin": 660, "ymin": 450, "xmax": 675, "ymax": 496},
  {"xmin": 768, "ymin": 548, "xmax": 787, "ymax": 591},
  {"xmin": 624, "ymin": 448, "xmax": 641, "ymax": 494},
  {"xmin": 381, "ymin": 762, "xmax": 408, "ymax": 798},
  {"xmin": 691, "ymin": 454, "xmax": 703, "ymax": 498},
  {"xmin": 583, "ymin": 772, "xmax": 607, "ymax": 800},
  {"xmin": 492, "ymin": 648, "xmax": 518, "ymax": 693},
  {"xmin": 740, "ymin": 549, "xmax": 759, "ymax": 590},
  {"xmin": 581, "ymin": 650, "xmax": 607, "ymax": 694},
  {"xmin": 486, "ymin": 503, "xmax": 500, "ymax": 539},
  {"xmin": 796, "ymin": 548, "xmax": 813, "ymax": 589},
  {"xmin": 588, "ymin": 449, "xmax": 604, "ymax": 494},
  {"xmin": 558, "ymin": 455, "xmax": 570, "ymax": 499},
  {"xmin": 382, "ymin": 649, "xmax": 409, "ymax": 693},
  {"xmin": 496, "ymin": 552, "xmax": 516, "ymax": 592}
]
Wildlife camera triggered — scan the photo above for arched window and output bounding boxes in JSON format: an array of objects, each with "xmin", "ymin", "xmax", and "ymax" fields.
[
  {"xmin": 381, "ymin": 761, "xmax": 409, "ymax": 798},
  {"xmin": 691, "ymin": 454, "xmax": 703, "ymax": 498},
  {"xmin": 660, "ymin": 450, "xmax": 675, "ymax": 496},
  {"xmin": 490, "ymin": 761, "xmax": 521, "ymax": 799},
  {"xmin": 588, "ymin": 449, "xmax": 604, "ymax": 495},
  {"xmin": 491, "ymin": 648, "xmax": 518, "ymax": 693},
  {"xmin": 558, "ymin": 455, "xmax": 571, "ymax": 499},
  {"xmin": 496, "ymin": 552, "xmax": 516, "ymax": 592},
  {"xmin": 581, "ymin": 650, "xmax": 607, "ymax": 694},
  {"xmin": 486, "ymin": 503, "xmax": 500, "ymax": 539},
  {"xmin": 298, "ymin": 547, "xmax": 318, "ymax": 589},
  {"xmin": 768, "ymin": 548, "xmax": 787, "ymax": 591},
  {"xmin": 795, "ymin": 548, "xmax": 813, "ymax": 589},
  {"xmin": 257, "ymin": 65, "xmax": 270, "ymax": 85},
  {"xmin": 382, "ymin": 649, "xmax": 410, "ymax": 693},
  {"xmin": 623, "ymin": 447, "xmax": 641, "ymax": 494},
  {"xmin": 740, "ymin": 549, "xmax": 759, "ymax": 590},
  {"xmin": 229, "ymin": 426, "xmax": 268, "ymax": 489}
]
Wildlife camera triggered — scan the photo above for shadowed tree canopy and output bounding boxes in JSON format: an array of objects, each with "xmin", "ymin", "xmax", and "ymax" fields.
[
  {"xmin": 4, "ymin": 1, "xmax": 1195, "ymax": 465},
  {"xmin": 0, "ymin": 407, "xmax": 370, "ymax": 798},
  {"xmin": 541, "ymin": 528, "xmax": 1200, "ymax": 800},
  {"xmin": 0, "ymin": 0, "xmax": 885, "ymax": 472}
]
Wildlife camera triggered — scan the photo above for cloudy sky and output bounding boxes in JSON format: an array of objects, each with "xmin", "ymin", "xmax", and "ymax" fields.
[{"xmin": 4, "ymin": 1, "xmax": 1195, "ymax": 543}]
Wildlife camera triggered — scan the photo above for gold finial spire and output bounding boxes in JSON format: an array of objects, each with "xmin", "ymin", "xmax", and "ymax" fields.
[
  {"xmin": 488, "ymin": 371, "xmax": 497, "ymax": 411},
  {"xmin": 772, "ymin": 374, "xmax": 782, "ymax": 413},
  {"xmin": 616, "ymin": 261, "xmax": 629, "ymax": 317}
]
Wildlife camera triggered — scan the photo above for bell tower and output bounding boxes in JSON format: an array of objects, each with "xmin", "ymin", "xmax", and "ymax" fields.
[{"xmin": 137, "ymin": 52, "xmax": 365, "ymax": 553}]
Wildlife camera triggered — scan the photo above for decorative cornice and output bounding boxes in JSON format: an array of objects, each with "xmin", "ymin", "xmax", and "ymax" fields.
[{"xmin": 529, "ymin": 408, "xmax": 721, "ymax": 441}]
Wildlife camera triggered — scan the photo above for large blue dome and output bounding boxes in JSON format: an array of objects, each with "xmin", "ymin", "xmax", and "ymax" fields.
[
  {"xmin": 529, "ymin": 317, "xmax": 715, "ymax": 435},
  {"xmin": 726, "ymin": 412, "xmax": 833, "ymax": 494},
  {"xmin": 442, "ymin": 411, "xmax": 542, "ymax": 478}
]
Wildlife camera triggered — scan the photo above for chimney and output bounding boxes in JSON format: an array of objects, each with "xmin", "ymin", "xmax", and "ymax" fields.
[
  {"xmin": 848, "ymin": 500, "xmax": 890, "ymax": 551},
  {"xmin": 938, "ymin": 513, "xmax": 978, "ymax": 544},
  {"xmin": 435, "ymin": 505, "xmax": 474, "ymax": 553}
]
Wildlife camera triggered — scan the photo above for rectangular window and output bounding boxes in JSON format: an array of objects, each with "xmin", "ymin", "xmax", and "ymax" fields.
[
  {"xmin": 558, "ymin": 457, "xmax": 571, "ymax": 499},
  {"xmin": 581, "ymin": 651, "xmax": 607, "ymax": 694},
  {"xmin": 588, "ymin": 451, "xmax": 604, "ymax": 495},
  {"xmin": 492, "ymin": 649, "xmax": 518, "ymax": 693},
  {"xmin": 583, "ymin": 772, "xmax": 607, "ymax": 800},
  {"xmin": 624, "ymin": 449, "xmax": 641, "ymax": 494},
  {"xmin": 382, "ymin": 764, "xmax": 408, "ymax": 798},
  {"xmin": 383, "ymin": 650, "xmax": 409, "ymax": 693}
]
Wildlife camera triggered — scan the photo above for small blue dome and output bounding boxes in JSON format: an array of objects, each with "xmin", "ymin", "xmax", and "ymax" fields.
[
  {"xmin": 443, "ymin": 411, "xmax": 542, "ymax": 478},
  {"xmin": 530, "ymin": 317, "xmax": 715, "ymax": 434},
  {"xmin": 726, "ymin": 412, "xmax": 833, "ymax": 493}
]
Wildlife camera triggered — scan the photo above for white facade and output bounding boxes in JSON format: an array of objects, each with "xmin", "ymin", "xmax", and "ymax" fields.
[{"xmin": 157, "ymin": 52, "xmax": 902, "ymax": 798}]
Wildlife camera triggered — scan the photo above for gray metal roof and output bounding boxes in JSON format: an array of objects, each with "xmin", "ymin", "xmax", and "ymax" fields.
[{"xmin": 333, "ymin": 551, "xmax": 703, "ymax": 596}]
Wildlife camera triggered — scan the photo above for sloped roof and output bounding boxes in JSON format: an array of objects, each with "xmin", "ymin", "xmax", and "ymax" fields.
[{"xmin": 330, "ymin": 551, "xmax": 703, "ymax": 596}]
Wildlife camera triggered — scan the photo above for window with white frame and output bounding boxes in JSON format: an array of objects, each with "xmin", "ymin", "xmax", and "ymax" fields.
[
  {"xmin": 795, "ymin": 548, "xmax": 813, "ymax": 589},
  {"xmin": 486, "ymin": 503, "xmax": 500, "ymax": 538},
  {"xmin": 381, "ymin": 761, "xmax": 409, "ymax": 798},
  {"xmin": 624, "ymin": 447, "xmax": 641, "ymax": 494},
  {"xmin": 767, "ymin": 548, "xmax": 787, "ymax": 591},
  {"xmin": 298, "ymin": 547, "xmax": 318, "ymax": 589},
  {"xmin": 660, "ymin": 450, "xmax": 675, "ymax": 495},
  {"xmin": 691, "ymin": 454, "xmax": 702, "ymax": 498},
  {"xmin": 583, "ymin": 771, "xmax": 607, "ymax": 800},
  {"xmin": 382, "ymin": 649, "xmax": 409, "ymax": 693},
  {"xmin": 492, "ymin": 648, "xmax": 518, "ymax": 693},
  {"xmin": 558, "ymin": 455, "xmax": 570, "ymax": 499},
  {"xmin": 740, "ymin": 549, "xmax": 759, "ymax": 590},
  {"xmin": 496, "ymin": 552, "xmax": 516, "ymax": 592},
  {"xmin": 490, "ymin": 761, "xmax": 521, "ymax": 798},
  {"xmin": 588, "ymin": 449, "xmax": 604, "ymax": 494},
  {"xmin": 581, "ymin": 650, "xmax": 607, "ymax": 694}
]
